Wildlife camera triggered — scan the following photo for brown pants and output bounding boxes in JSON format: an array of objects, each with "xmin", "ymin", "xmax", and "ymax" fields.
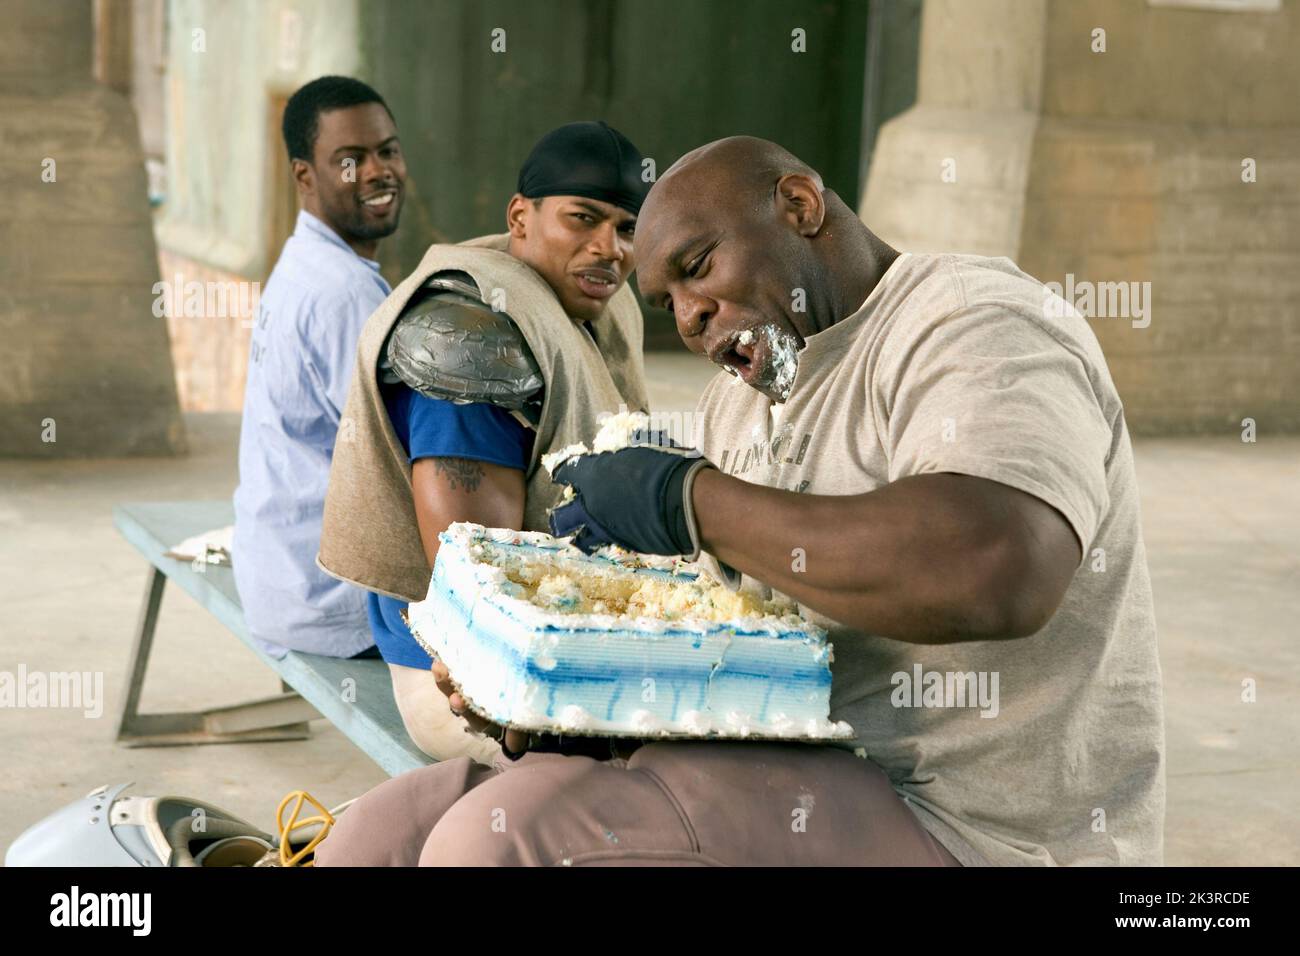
[{"xmin": 315, "ymin": 741, "xmax": 961, "ymax": 867}]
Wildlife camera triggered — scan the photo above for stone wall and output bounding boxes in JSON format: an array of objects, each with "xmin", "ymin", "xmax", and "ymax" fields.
[
  {"xmin": 0, "ymin": 0, "xmax": 185, "ymax": 456},
  {"xmin": 861, "ymin": 0, "xmax": 1299, "ymax": 434}
]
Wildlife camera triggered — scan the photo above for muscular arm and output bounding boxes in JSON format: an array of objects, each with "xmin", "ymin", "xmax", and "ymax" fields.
[
  {"xmin": 692, "ymin": 469, "xmax": 1082, "ymax": 644},
  {"xmin": 411, "ymin": 457, "xmax": 526, "ymax": 568}
]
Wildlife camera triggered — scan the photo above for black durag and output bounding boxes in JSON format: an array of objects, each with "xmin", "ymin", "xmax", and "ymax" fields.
[{"xmin": 517, "ymin": 121, "xmax": 649, "ymax": 215}]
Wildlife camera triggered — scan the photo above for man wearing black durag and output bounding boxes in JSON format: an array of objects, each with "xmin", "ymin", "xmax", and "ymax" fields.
[{"xmin": 319, "ymin": 122, "xmax": 652, "ymax": 765}]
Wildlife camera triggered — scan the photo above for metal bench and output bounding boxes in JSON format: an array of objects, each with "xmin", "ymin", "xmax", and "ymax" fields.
[{"xmin": 113, "ymin": 500, "xmax": 432, "ymax": 777}]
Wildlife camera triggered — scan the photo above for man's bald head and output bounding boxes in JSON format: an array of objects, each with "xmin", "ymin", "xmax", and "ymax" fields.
[
  {"xmin": 642, "ymin": 136, "xmax": 824, "ymax": 236},
  {"xmin": 635, "ymin": 136, "xmax": 856, "ymax": 402},
  {"xmin": 661, "ymin": 135, "xmax": 824, "ymax": 194}
]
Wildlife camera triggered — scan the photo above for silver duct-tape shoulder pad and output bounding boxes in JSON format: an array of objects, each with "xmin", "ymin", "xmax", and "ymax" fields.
[{"xmin": 382, "ymin": 272, "xmax": 544, "ymax": 422}]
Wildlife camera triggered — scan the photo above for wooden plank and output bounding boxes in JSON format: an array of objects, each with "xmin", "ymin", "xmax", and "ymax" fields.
[{"xmin": 113, "ymin": 501, "xmax": 432, "ymax": 777}]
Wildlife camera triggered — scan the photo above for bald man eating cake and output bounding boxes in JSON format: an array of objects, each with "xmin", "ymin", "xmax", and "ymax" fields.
[{"xmin": 314, "ymin": 136, "xmax": 1162, "ymax": 868}]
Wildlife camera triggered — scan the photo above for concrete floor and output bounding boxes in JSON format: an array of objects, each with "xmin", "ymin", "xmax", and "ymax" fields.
[{"xmin": 1, "ymin": 353, "xmax": 1296, "ymax": 865}]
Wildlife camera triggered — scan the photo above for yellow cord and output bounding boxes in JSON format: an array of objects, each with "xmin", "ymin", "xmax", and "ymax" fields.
[{"xmin": 274, "ymin": 790, "xmax": 336, "ymax": 867}]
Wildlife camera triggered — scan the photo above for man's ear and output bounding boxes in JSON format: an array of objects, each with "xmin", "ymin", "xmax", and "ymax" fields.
[
  {"xmin": 291, "ymin": 157, "xmax": 315, "ymax": 198},
  {"xmin": 774, "ymin": 173, "xmax": 826, "ymax": 237},
  {"xmin": 505, "ymin": 193, "xmax": 533, "ymax": 240}
]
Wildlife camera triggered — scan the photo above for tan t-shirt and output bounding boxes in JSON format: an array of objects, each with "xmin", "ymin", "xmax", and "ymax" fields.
[{"xmin": 694, "ymin": 253, "xmax": 1165, "ymax": 866}]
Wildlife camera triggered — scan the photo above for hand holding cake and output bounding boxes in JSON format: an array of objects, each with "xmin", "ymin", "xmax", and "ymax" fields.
[{"xmin": 430, "ymin": 660, "xmax": 531, "ymax": 758}]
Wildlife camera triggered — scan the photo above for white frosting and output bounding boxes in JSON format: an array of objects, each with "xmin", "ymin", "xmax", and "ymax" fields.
[
  {"xmin": 558, "ymin": 704, "xmax": 595, "ymax": 731},
  {"xmin": 679, "ymin": 710, "xmax": 714, "ymax": 735},
  {"xmin": 762, "ymin": 323, "xmax": 800, "ymax": 401},
  {"xmin": 540, "ymin": 443, "xmax": 589, "ymax": 475},
  {"xmin": 539, "ymin": 410, "xmax": 655, "ymax": 474},
  {"xmin": 629, "ymin": 709, "xmax": 665, "ymax": 734},
  {"xmin": 591, "ymin": 410, "xmax": 651, "ymax": 453}
]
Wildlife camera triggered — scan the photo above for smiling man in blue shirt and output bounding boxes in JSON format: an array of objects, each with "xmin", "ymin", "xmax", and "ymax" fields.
[{"xmin": 233, "ymin": 76, "xmax": 406, "ymax": 659}]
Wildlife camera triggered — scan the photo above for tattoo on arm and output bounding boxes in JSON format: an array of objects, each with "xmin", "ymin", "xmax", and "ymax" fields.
[{"xmin": 433, "ymin": 457, "xmax": 485, "ymax": 493}]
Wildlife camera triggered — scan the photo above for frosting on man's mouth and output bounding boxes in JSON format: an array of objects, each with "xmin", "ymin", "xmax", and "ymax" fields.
[{"xmin": 763, "ymin": 323, "xmax": 800, "ymax": 401}]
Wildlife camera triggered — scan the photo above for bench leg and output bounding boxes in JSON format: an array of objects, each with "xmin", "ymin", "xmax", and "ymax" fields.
[{"xmin": 116, "ymin": 566, "xmax": 319, "ymax": 747}]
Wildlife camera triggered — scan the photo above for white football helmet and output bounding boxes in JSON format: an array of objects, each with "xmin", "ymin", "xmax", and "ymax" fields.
[{"xmin": 4, "ymin": 782, "xmax": 275, "ymax": 867}]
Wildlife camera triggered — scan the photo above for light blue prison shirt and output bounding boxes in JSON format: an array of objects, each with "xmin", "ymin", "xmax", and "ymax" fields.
[{"xmin": 232, "ymin": 209, "xmax": 392, "ymax": 658}]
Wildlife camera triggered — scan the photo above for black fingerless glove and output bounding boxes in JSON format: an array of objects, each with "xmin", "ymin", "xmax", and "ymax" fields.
[{"xmin": 548, "ymin": 445, "xmax": 714, "ymax": 557}]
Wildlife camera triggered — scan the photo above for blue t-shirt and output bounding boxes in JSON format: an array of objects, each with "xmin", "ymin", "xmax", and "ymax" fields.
[{"xmin": 368, "ymin": 383, "xmax": 534, "ymax": 668}]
